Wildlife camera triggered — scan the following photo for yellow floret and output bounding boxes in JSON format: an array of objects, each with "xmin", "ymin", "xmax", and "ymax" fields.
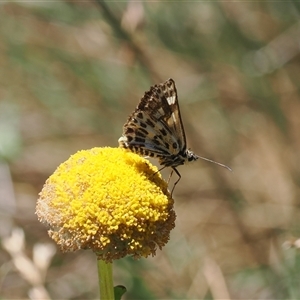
[{"xmin": 36, "ymin": 147, "xmax": 175, "ymax": 262}]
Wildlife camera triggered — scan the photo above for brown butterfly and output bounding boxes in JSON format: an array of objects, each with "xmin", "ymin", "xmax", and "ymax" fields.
[{"xmin": 119, "ymin": 78, "xmax": 231, "ymax": 194}]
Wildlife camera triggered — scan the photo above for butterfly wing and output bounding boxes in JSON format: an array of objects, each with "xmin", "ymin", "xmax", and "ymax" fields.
[{"xmin": 119, "ymin": 78, "xmax": 187, "ymax": 162}]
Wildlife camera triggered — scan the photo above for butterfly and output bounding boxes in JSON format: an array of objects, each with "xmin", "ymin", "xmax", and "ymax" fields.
[{"xmin": 118, "ymin": 78, "xmax": 231, "ymax": 194}]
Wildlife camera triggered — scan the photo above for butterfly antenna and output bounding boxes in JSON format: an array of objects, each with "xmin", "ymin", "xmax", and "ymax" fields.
[{"xmin": 197, "ymin": 156, "xmax": 232, "ymax": 171}]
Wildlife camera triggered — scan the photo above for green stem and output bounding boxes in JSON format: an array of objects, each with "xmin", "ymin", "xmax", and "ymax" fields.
[{"xmin": 97, "ymin": 259, "xmax": 114, "ymax": 300}]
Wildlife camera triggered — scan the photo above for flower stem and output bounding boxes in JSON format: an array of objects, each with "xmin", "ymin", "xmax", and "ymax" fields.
[{"xmin": 97, "ymin": 259, "xmax": 114, "ymax": 300}]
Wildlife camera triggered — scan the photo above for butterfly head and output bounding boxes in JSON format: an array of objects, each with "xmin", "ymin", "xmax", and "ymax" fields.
[{"xmin": 185, "ymin": 149, "xmax": 199, "ymax": 164}]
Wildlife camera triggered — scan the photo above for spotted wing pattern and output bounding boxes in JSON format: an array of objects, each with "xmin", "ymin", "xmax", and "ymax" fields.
[{"xmin": 118, "ymin": 78, "xmax": 198, "ymax": 168}]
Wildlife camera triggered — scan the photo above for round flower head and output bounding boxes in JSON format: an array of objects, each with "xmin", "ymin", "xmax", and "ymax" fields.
[{"xmin": 36, "ymin": 147, "xmax": 175, "ymax": 262}]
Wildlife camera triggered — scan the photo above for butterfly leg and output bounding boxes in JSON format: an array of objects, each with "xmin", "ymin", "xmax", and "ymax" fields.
[
  {"xmin": 170, "ymin": 167, "xmax": 181, "ymax": 196},
  {"xmin": 157, "ymin": 166, "xmax": 174, "ymax": 185},
  {"xmin": 167, "ymin": 169, "xmax": 173, "ymax": 184},
  {"xmin": 151, "ymin": 165, "xmax": 167, "ymax": 178}
]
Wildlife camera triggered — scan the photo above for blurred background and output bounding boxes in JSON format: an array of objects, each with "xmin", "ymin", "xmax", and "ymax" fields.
[{"xmin": 1, "ymin": 1, "xmax": 300, "ymax": 299}]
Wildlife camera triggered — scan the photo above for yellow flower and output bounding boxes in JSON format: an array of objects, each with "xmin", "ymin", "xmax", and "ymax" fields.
[{"xmin": 36, "ymin": 147, "xmax": 175, "ymax": 262}]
